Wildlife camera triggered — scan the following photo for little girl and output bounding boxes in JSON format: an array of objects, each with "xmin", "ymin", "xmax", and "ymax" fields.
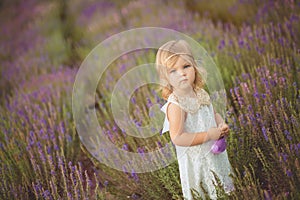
[{"xmin": 156, "ymin": 40, "xmax": 234, "ymax": 199}]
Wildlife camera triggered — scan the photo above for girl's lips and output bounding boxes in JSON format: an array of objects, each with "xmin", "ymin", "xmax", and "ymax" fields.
[
  {"xmin": 180, "ymin": 78, "xmax": 188, "ymax": 82},
  {"xmin": 180, "ymin": 79, "xmax": 188, "ymax": 82}
]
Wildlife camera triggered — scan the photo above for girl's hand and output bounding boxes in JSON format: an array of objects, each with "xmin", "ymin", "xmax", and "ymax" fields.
[
  {"xmin": 207, "ymin": 127, "xmax": 222, "ymax": 140},
  {"xmin": 218, "ymin": 123, "xmax": 230, "ymax": 137}
]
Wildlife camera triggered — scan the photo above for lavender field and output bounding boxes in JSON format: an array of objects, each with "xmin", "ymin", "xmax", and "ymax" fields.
[{"xmin": 0, "ymin": 0, "xmax": 299, "ymax": 199}]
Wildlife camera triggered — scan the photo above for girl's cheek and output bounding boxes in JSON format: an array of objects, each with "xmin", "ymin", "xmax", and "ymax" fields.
[
  {"xmin": 169, "ymin": 75, "xmax": 178, "ymax": 85},
  {"xmin": 169, "ymin": 73, "xmax": 178, "ymax": 80},
  {"xmin": 169, "ymin": 72, "xmax": 179, "ymax": 78}
]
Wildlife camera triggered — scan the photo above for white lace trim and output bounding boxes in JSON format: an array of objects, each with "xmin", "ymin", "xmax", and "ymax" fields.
[{"xmin": 169, "ymin": 88, "xmax": 211, "ymax": 113}]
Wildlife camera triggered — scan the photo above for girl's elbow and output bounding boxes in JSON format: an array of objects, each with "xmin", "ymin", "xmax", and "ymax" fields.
[
  {"xmin": 170, "ymin": 129, "xmax": 189, "ymax": 146},
  {"xmin": 170, "ymin": 132, "xmax": 183, "ymax": 146},
  {"xmin": 171, "ymin": 139, "xmax": 182, "ymax": 146}
]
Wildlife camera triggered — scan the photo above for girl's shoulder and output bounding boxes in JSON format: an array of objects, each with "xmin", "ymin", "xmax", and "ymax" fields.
[{"xmin": 167, "ymin": 93, "xmax": 179, "ymax": 104}]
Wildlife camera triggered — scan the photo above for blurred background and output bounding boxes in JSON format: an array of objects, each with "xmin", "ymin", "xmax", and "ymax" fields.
[{"xmin": 0, "ymin": 0, "xmax": 299, "ymax": 199}]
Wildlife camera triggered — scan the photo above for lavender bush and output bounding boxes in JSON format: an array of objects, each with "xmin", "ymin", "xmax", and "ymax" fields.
[{"xmin": 0, "ymin": 0, "xmax": 299, "ymax": 199}]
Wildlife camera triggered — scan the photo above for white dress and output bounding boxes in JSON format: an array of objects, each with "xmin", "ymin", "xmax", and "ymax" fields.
[{"xmin": 161, "ymin": 89, "xmax": 234, "ymax": 200}]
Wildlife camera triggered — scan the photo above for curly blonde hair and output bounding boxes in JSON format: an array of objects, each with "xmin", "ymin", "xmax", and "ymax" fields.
[{"xmin": 155, "ymin": 40, "xmax": 206, "ymax": 100}]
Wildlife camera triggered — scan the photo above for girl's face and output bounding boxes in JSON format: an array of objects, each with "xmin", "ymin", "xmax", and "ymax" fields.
[{"xmin": 167, "ymin": 56, "xmax": 195, "ymax": 92}]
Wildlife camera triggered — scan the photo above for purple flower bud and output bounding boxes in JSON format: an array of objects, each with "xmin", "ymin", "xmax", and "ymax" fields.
[
  {"xmin": 137, "ymin": 147, "xmax": 145, "ymax": 158},
  {"xmin": 279, "ymin": 152, "xmax": 288, "ymax": 162},
  {"xmin": 131, "ymin": 169, "xmax": 139, "ymax": 182},
  {"xmin": 238, "ymin": 39, "xmax": 244, "ymax": 48},
  {"xmin": 146, "ymin": 97, "xmax": 153, "ymax": 108},
  {"xmin": 119, "ymin": 64, "xmax": 127, "ymax": 73},
  {"xmin": 42, "ymin": 190, "xmax": 51, "ymax": 199},
  {"xmin": 218, "ymin": 39, "xmax": 225, "ymax": 50},
  {"xmin": 112, "ymin": 125, "xmax": 118, "ymax": 132},
  {"xmin": 131, "ymin": 193, "xmax": 140, "ymax": 200},
  {"xmin": 156, "ymin": 141, "xmax": 162, "ymax": 148},
  {"xmin": 104, "ymin": 180, "xmax": 109, "ymax": 187},
  {"xmin": 262, "ymin": 126, "xmax": 268, "ymax": 141},
  {"xmin": 284, "ymin": 130, "xmax": 292, "ymax": 141},
  {"xmin": 131, "ymin": 97, "xmax": 136, "ymax": 104},
  {"xmin": 286, "ymin": 169, "xmax": 293, "ymax": 177},
  {"xmin": 122, "ymin": 144, "xmax": 129, "ymax": 151}
]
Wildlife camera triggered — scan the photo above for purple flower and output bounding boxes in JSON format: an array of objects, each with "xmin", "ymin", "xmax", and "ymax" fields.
[
  {"xmin": 261, "ymin": 35, "xmax": 268, "ymax": 43},
  {"xmin": 54, "ymin": 144, "xmax": 59, "ymax": 151},
  {"xmin": 104, "ymin": 180, "xmax": 109, "ymax": 187},
  {"xmin": 131, "ymin": 169, "xmax": 139, "ymax": 182},
  {"xmin": 33, "ymin": 181, "xmax": 42, "ymax": 193},
  {"xmin": 134, "ymin": 120, "xmax": 142, "ymax": 127},
  {"xmin": 42, "ymin": 190, "xmax": 51, "ymax": 199},
  {"xmin": 264, "ymin": 190, "xmax": 272, "ymax": 200},
  {"xmin": 156, "ymin": 141, "xmax": 163, "ymax": 148},
  {"xmin": 119, "ymin": 64, "xmax": 127, "ymax": 73},
  {"xmin": 275, "ymin": 58, "xmax": 282, "ymax": 65},
  {"xmin": 122, "ymin": 165, "xmax": 128, "ymax": 173},
  {"xmin": 286, "ymin": 169, "xmax": 293, "ymax": 177},
  {"xmin": 131, "ymin": 193, "xmax": 140, "ymax": 200},
  {"xmin": 47, "ymin": 146, "xmax": 52, "ymax": 154},
  {"xmin": 218, "ymin": 39, "xmax": 225, "ymax": 50},
  {"xmin": 238, "ymin": 96, "xmax": 244, "ymax": 107},
  {"xmin": 122, "ymin": 144, "xmax": 129, "ymax": 151},
  {"xmin": 59, "ymin": 122, "xmax": 65, "ymax": 134},
  {"xmin": 290, "ymin": 115, "xmax": 299, "ymax": 127},
  {"xmin": 112, "ymin": 125, "xmax": 118, "ymax": 132},
  {"xmin": 131, "ymin": 97, "xmax": 136, "ymax": 104},
  {"xmin": 278, "ymin": 37, "xmax": 284, "ymax": 46},
  {"xmin": 37, "ymin": 142, "xmax": 46, "ymax": 162},
  {"xmin": 66, "ymin": 135, "xmax": 72, "ymax": 142},
  {"xmin": 279, "ymin": 152, "xmax": 288, "ymax": 162},
  {"xmin": 253, "ymin": 92, "xmax": 260, "ymax": 99},
  {"xmin": 262, "ymin": 126, "xmax": 268, "ymax": 141},
  {"xmin": 238, "ymin": 39, "xmax": 244, "ymax": 48},
  {"xmin": 146, "ymin": 97, "xmax": 153, "ymax": 108},
  {"xmin": 233, "ymin": 87, "xmax": 240, "ymax": 97},
  {"xmin": 67, "ymin": 192, "xmax": 72, "ymax": 199},
  {"xmin": 106, "ymin": 130, "xmax": 113, "ymax": 139},
  {"xmin": 284, "ymin": 130, "xmax": 292, "ymax": 141},
  {"xmin": 137, "ymin": 147, "xmax": 145, "ymax": 158},
  {"xmin": 241, "ymin": 73, "xmax": 251, "ymax": 80}
]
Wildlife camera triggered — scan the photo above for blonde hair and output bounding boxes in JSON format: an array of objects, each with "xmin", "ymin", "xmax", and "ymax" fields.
[{"xmin": 155, "ymin": 40, "xmax": 205, "ymax": 100}]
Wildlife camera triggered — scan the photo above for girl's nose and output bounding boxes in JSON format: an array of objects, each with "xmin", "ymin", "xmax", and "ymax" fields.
[{"xmin": 179, "ymin": 70, "xmax": 186, "ymax": 76}]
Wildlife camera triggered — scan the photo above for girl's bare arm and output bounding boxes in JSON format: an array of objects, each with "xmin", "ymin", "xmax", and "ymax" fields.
[{"xmin": 167, "ymin": 103, "xmax": 221, "ymax": 147}]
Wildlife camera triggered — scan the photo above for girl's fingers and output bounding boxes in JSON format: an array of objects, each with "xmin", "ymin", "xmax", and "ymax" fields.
[
  {"xmin": 218, "ymin": 123, "xmax": 230, "ymax": 137},
  {"xmin": 225, "ymin": 130, "xmax": 230, "ymax": 136},
  {"xmin": 220, "ymin": 127, "xmax": 229, "ymax": 132},
  {"xmin": 220, "ymin": 128, "xmax": 230, "ymax": 136}
]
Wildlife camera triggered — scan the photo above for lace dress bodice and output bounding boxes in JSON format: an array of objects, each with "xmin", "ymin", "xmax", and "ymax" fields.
[{"xmin": 161, "ymin": 88, "xmax": 216, "ymax": 157}]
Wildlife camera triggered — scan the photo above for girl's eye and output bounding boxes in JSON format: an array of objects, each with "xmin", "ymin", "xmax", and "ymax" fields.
[
  {"xmin": 170, "ymin": 69, "xmax": 176, "ymax": 73},
  {"xmin": 184, "ymin": 65, "xmax": 191, "ymax": 69}
]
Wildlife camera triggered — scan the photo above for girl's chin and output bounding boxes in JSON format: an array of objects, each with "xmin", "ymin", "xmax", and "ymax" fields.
[
  {"xmin": 180, "ymin": 82, "xmax": 193, "ymax": 88},
  {"xmin": 178, "ymin": 85, "xmax": 193, "ymax": 91}
]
